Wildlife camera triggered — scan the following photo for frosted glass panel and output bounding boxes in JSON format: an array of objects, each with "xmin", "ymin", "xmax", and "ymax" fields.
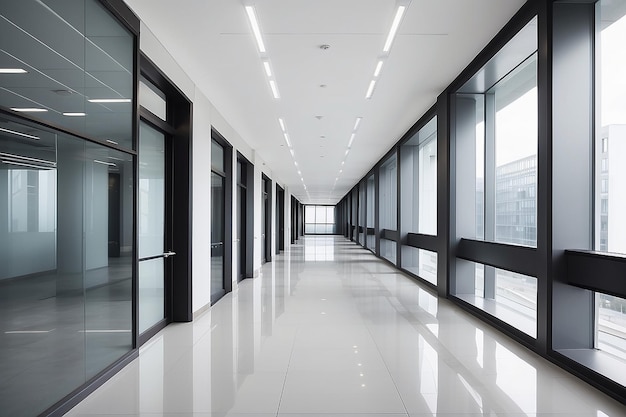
[
  {"xmin": 139, "ymin": 258, "xmax": 165, "ymax": 333},
  {"xmin": 138, "ymin": 123, "xmax": 165, "ymax": 258},
  {"xmin": 140, "ymin": 79, "xmax": 167, "ymax": 121}
]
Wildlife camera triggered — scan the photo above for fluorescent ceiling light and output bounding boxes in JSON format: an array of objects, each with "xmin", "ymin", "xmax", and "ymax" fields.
[
  {"xmin": 263, "ymin": 61, "xmax": 272, "ymax": 77},
  {"xmin": 279, "ymin": 118, "xmax": 286, "ymax": 132},
  {"xmin": 353, "ymin": 117, "xmax": 362, "ymax": 131},
  {"xmin": 341, "ymin": 161, "xmax": 345, "ymax": 166},
  {"xmin": 245, "ymin": 6, "xmax": 266, "ymax": 53},
  {"xmin": 269, "ymin": 80, "xmax": 280, "ymax": 99},
  {"xmin": 283, "ymin": 132, "xmax": 292, "ymax": 147},
  {"xmin": 297, "ymin": 170, "xmax": 302, "ymax": 176},
  {"xmin": 63, "ymin": 112, "xmax": 86, "ymax": 117},
  {"xmin": 374, "ymin": 60, "xmax": 384, "ymax": 77},
  {"xmin": 10, "ymin": 107, "xmax": 47, "ymax": 112},
  {"xmin": 106, "ymin": 140, "xmax": 119, "ymax": 145},
  {"xmin": 339, "ymin": 169, "xmax": 343, "ymax": 174},
  {"xmin": 290, "ymin": 149, "xmax": 295, "ymax": 156},
  {"xmin": 365, "ymin": 80, "xmax": 376, "ymax": 99},
  {"xmin": 383, "ymin": 6, "xmax": 406, "ymax": 53},
  {"xmin": 294, "ymin": 161, "xmax": 298, "ymax": 167},
  {"xmin": 348, "ymin": 133, "xmax": 356, "ymax": 148},
  {"xmin": 88, "ymin": 98, "xmax": 131, "ymax": 103},
  {"xmin": 0, "ymin": 126, "xmax": 40, "ymax": 140},
  {"xmin": 0, "ymin": 68, "xmax": 27, "ymax": 74},
  {"xmin": 345, "ymin": 149, "xmax": 350, "ymax": 156}
]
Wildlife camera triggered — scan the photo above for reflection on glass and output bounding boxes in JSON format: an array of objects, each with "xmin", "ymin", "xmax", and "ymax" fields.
[
  {"xmin": 0, "ymin": 114, "xmax": 133, "ymax": 416},
  {"xmin": 138, "ymin": 258, "xmax": 164, "ymax": 333},
  {"xmin": 138, "ymin": 123, "xmax": 165, "ymax": 259},
  {"xmin": 418, "ymin": 119, "xmax": 437, "ymax": 235},
  {"xmin": 0, "ymin": 0, "xmax": 134, "ymax": 148},
  {"xmin": 138, "ymin": 122, "xmax": 165, "ymax": 332},
  {"xmin": 211, "ymin": 172, "xmax": 225, "ymax": 298}
]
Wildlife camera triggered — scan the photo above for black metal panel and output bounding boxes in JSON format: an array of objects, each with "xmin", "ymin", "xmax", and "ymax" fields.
[
  {"xmin": 456, "ymin": 238, "xmax": 538, "ymax": 277},
  {"xmin": 380, "ymin": 229, "xmax": 399, "ymax": 242},
  {"xmin": 406, "ymin": 233, "xmax": 438, "ymax": 253},
  {"xmin": 566, "ymin": 250, "xmax": 626, "ymax": 299},
  {"xmin": 550, "ymin": 1, "xmax": 595, "ymax": 351},
  {"xmin": 100, "ymin": 0, "xmax": 140, "ymax": 34}
]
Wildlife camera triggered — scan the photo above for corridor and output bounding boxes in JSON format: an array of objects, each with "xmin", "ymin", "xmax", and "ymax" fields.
[{"xmin": 66, "ymin": 236, "xmax": 624, "ymax": 417}]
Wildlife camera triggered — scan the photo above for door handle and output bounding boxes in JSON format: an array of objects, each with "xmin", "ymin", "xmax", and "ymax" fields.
[{"xmin": 163, "ymin": 251, "xmax": 176, "ymax": 258}]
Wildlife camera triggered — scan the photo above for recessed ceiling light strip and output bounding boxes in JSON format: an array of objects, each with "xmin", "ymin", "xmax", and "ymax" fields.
[
  {"xmin": 383, "ymin": 5, "xmax": 407, "ymax": 53},
  {"xmin": 245, "ymin": 6, "xmax": 266, "ymax": 53},
  {"xmin": 366, "ymin": 80, "xmax": 376, "ymax": 99},
  {"xmin": 374, "ymin": 60, "xmax": 384, "ymax": 77},
  {"xmin": 269, "ymin": 80, "xmax": 280, "ymax": 99}
]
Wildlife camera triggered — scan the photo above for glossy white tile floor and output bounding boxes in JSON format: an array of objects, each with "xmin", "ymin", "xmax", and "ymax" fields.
[{"xmin": 65, "ymin": 236, "xmax": 625, "ymax": 417}]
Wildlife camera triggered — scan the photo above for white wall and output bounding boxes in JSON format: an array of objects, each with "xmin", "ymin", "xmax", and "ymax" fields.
[{"xmin": 139, "ymin": 23, "xmax": 289, "ymax": 316}]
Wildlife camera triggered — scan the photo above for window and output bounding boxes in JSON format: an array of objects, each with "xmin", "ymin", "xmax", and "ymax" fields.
[
  {"xmin": 379, "ymin": 154, "xmax": 397, "ymax": 263},
  {"xmin": 595, "ymin": 293, "xmax": 626, "ymax": 359},
  {"xmin": 304, "ymin": 205, "xmax": 336, "ymax": 234},
  {"xmin": 594, "ymin": 0, "xmax": 626, "ymax": 362},
  {"xmin": 400, "ymin": 115, "xmax": 438, "ymax": 281},
  {"xmin": 458, "ymin": 260, "xmax": 537, "ymax": 338},
  {"xmin": 456, "ymin": 23, "xmax": 537, "ymax": 248}
]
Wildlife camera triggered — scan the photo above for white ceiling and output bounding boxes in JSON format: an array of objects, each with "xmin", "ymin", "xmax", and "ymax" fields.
[{"xmin": 124, "ymin": 0, "xmax": 525, "ymax": 205}]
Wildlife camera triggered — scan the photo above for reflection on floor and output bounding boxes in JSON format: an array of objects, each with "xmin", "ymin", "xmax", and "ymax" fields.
[{"xmin": 66, "ymin": 236, "xmax": 624, "ymax": 416}]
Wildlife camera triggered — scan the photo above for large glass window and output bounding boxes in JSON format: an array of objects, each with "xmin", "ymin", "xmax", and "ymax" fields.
[
  {"xmin": 0, "ymin": 114, "xmax": 133, "ymax": 416},
  {"xmin": 458, "ymin": 260, "xmax": 537, "ymax": 338},
  {"xmin": 358, "ymin": 183, "xmax": 366, "ymax": 246},
  {"xmin": 304, "ymin": 205, "xmax": 336, "ymax": 234},
  {"xmin": 596, "ymin": 1, "xmax": 626, "ymax": 255},
  {"xmin": 400, "ymin": 116, "xmax": 437, "ymax": 280},
  {"xmin": 493, "ymin": 57, "xmax": 538, "ymax": 247},
  {"xmin": 379, "ymin": 153, "xmax": 397, "ymax": 263},
  {"xmin": 452, "ymin": 16, "xmax": 537, "ymax": 337},
  {"xmin": 594, "ymin": 0, "xmax": 626, "ymax": 360},
  {"xmin": 366, "ymin": 174, "xmax": 376, "ymax": 252},
  {"xmin": 0, "ymin": 0, "xmax": 134, "ymax": 149}
]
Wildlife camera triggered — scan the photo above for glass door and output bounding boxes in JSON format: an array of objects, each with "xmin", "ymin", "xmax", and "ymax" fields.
[
  {"xmin": 138, "ymin": 122, "xmax": 172, "ymax": 334},
  {"xmin": 211, "ymin": 140, "xmax": 226, "ymax": 303}
]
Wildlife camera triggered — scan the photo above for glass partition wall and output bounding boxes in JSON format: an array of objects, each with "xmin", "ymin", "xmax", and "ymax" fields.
[{"xmin": 0, "ymin": 2, "xmax": 136, "ymax": 415}]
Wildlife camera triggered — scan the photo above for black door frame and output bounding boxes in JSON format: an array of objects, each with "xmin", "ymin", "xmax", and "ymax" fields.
[
  {"xmin": 262, "ymin": 174, "xmax": 272, "ymax": 263},
  {"xmin": 237, "ymin": 152, "xmax": 254, "ymax": 280},
  {"xmin": 138, "ymin": 54, "xmax": 193, "ymax": 346},
  {"xmin": 276, "ymin": 185, "xmax": 285, "ymax": 254},
  {"xmin": 210, "ymin": 128, "xmax": 233, "ymax": 304}
]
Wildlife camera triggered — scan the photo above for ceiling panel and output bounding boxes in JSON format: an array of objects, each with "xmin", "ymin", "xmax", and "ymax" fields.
[{"xmin": 124, "ymin": 0, "xmax": 526, "ymax": 204}]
